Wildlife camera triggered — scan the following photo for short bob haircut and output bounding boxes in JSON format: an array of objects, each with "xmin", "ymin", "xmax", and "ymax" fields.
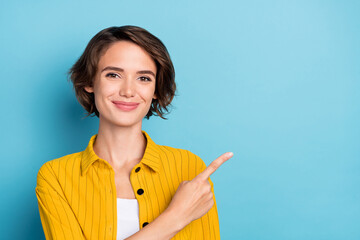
[{"xmin": 68, "ymin": 25, "xmax": 176, "ymax": 119}]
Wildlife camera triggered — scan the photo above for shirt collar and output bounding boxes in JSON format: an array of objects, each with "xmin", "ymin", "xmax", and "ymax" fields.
[{"xmin": 80, "ymin": 130, "xmax": 161, "ymax": 176}]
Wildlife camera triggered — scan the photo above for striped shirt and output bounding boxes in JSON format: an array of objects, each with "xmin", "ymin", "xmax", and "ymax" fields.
[{"xmin": 35, "ymin": 130, "xmax": 220, "ymax": 239}]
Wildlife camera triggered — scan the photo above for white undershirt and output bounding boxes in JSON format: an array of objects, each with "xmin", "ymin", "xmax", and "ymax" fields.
[{"xmin": 116, "ymin": 198, "xmax": 140, "ymax": 240}]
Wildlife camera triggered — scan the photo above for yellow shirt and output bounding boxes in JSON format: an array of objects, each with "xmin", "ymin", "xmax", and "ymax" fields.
[{"xmin": 36, "ymin": 130, "xmax": 220, "ymax": 239}]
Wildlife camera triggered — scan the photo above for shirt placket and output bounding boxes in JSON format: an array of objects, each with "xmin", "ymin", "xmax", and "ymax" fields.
[{"xmin": 130, "ymin": 163, "xmax": 149, "ymax": 230}]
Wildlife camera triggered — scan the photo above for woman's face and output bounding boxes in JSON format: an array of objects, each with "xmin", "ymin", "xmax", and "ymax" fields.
[{"xmin": 85, "ymin": 40, "xmax": 157, "ymax": 128}]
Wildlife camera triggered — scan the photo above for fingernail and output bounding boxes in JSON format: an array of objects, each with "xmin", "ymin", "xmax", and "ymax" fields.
[{"xmin": 227, "ymin": 152, "xmax": 233, "ymax": 157}]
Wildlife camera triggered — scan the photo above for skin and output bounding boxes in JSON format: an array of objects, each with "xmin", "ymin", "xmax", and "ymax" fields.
[{"xmin": 85, "ymin": 40, "xmax": 233, "ymax": 239}]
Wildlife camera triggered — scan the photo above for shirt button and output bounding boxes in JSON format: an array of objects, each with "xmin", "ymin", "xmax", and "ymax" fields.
[
  {"xmin": 137, "ymin": 188, "xmax": 144, "ymax": 195},
  {"xmin": 135, "ymin": 167, "xmax": 141, "ymax": 173},
  {"xmin": 142, "ymin": 222, "xmax": 149, "ymax": 227}
]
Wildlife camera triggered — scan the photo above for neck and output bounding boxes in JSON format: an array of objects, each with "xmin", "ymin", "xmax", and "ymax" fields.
[{"xmin": 93, "ymin": 117, "xmax": 147, "ymax": 171}]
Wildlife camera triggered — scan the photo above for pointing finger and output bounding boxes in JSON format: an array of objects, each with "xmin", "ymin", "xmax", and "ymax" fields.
[{"xmin": 195, "ymin": 152, "xmax": 233, "ymax": 181}]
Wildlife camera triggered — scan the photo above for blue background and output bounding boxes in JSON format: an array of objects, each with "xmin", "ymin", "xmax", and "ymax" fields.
[{"xmin": 1, "ymin": 0, "xmax": 359, "ymax": 239}]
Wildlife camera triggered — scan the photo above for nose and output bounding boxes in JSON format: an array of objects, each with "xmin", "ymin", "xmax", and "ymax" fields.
[{"xmin": 119, "ymin": 79, "xmax": 135, "ymax": 98}]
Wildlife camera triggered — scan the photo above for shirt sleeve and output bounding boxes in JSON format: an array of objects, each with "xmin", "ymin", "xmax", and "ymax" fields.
[
  {"xmin": 191, "ymin": 154, "xmax": 221, "ymax": 240},
  {"xmin": 35, "ymin": 162, "xmax": 85, "ymax": 240}
]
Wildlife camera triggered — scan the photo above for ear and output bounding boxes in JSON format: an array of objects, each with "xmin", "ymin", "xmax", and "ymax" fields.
[
  {"xmin": 84, "ymin": 86, "xmax": 94, "ymax": 93},
  {"xmin": 152, "ymin": 93, "xmax": 157, "ymax": 99}
]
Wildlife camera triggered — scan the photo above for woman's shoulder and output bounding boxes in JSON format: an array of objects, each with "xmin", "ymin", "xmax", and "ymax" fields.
[
  {"xmin": 36, "ymin": 151, "xmax": 82, "ymax": 182},
  {"xmin": 156, "ymin": 145, "xmax": 207, "ymax": 175},
  {"xmin": 158, "ymin": 145, "xmax": 202, "ymax": 160}
]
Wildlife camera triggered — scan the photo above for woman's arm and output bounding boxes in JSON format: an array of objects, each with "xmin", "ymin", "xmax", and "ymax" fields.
[
  {"xmin": 36, "ymin": 164, "xmax": 85, "ymax": 240},
  {"xmin": 125, "ymin": 178, "xmax": 213, "ymax": 239},
  {"xmin": 125, "ymin": 152, "xmax": 231, "ymax": 240},
  {"xmin": 124, "ymin": 178, "xmax": 214, "ymax": 239}
]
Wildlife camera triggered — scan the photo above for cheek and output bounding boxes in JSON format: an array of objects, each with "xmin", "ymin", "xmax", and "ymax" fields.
[
  {"xmin": 142, "ymin": 89, "xmax": 156, "ymax": 102},
  {"xmin": 94, "ymin": 82, "xmax": 116, "ymax": 97},
  {"xmin": 137, "ymin": 84, "xmax": 156, "ymax": 99},
  {"xmin": 92, "ymin": 84, "xmax": 116, "ymax": 110}
]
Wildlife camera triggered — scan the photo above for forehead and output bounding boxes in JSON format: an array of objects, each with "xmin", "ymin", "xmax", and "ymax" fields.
[{"xmin": 98, "ymin": 41, "xmax": 156, "ymax": 73}]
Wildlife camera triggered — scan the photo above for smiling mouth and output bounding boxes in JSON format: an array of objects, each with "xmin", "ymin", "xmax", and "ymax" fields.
[{"xmin": 112, "ymin": 101, "xmax": 140, "ymax": 111}]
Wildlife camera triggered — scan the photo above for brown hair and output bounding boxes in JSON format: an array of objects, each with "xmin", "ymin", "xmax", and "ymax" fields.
[{"xmin": 68, "ymin": 25, "xmax": 176, "ymax": 119}]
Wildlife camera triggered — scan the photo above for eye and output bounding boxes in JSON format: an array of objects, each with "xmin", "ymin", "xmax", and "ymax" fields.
[
  {"xmin": 139, "ymin": 76, "xmax": 151, "ymax": 82},
  {"xmin": 105, "ymin": 72, "xmax": 120, "ymax": 78}
]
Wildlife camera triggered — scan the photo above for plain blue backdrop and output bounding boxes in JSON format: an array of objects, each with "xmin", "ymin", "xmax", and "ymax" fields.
[{"xmin": 0, "ymin": 0, "xmax": 359, "ymax": 239}]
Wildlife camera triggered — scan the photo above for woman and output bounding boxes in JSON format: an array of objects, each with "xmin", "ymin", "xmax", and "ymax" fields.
[{"xmin": 35, "ymin": 25, "xmax": 233, "ymax": 240}]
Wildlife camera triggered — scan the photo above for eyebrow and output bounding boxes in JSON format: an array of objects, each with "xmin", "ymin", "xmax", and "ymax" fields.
[{"xmin": 101, "ymin": 66, "xmax": 156, "ymax": 78}]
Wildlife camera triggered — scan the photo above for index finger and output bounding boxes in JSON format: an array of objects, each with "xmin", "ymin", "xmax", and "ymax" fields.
[{"xmin": 196, "ymin": 152, "xmax": 233, "ymax": 181}]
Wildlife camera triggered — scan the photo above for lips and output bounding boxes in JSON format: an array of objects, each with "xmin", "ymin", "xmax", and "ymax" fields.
[
  {"xmin": 112, "ymin": 101, "xmax": 140, "ymax": 111},
  {"xmin": 112, "ymin": 101, "xmax": 139, "ymax": 106}
]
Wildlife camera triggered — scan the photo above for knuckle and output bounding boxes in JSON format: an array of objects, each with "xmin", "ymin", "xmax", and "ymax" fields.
[
  {"xmin": 200, "ymin": 185, "xmax": 208, "ymax": 195},
  {"xmin": 208, "ymin": 192, "xmax": 213, "ymax": 200},
  {"xmin": 206, "ymin": 199, "xmax": 214, "ymax": 210},
  {"xmin": 191, "ymin": 178, "xmax": 201, "ymax": 185},
  {"xmin": 209, "ymin": 164, "xmax": 218, "ymax": 172}
]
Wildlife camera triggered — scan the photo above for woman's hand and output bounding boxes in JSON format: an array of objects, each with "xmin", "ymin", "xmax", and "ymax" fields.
[
  {"xmin": 125, "ymin": 152, "xmax": 233, "ymax": 240},
  {"xmin": 165, "ymin": 152, "xmax": 234, "ymax": 229}
]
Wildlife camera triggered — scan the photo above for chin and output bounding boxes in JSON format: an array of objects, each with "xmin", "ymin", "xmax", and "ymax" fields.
[
  {"xmin": 99, "ymin": 113, "xmax": 140, "ymax": 127},
  {"xmin": 113, "ymin": 116, "xmax": 142, "ymax": 126}
]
